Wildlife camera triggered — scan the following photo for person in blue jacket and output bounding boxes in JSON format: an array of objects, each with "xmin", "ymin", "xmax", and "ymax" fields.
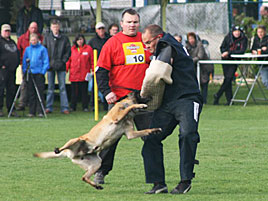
[{"xmin": 22, "ymin": 33, "xmax": 49, "ymax": 117}]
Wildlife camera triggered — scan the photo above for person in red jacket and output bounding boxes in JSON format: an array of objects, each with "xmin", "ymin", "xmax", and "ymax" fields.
[
  {"xmin": 17, "ymin": 21, "xmax": 43, "ymax": 111},
  {"xmin": 66, "ymin": 34, "xmax": 94, "ymax": 112}
]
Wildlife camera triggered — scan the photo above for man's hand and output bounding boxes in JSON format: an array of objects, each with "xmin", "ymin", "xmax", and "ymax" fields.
[
  {"xmin": 221, "ymin": 51, "xmax": 229, "ymax": 58},
  {"xmin": 105, "ymin": 92, "xmax": 117, "ymax": 104},
  {"xmin": 252, "ymin": 50, "xmax": 257, "ymax": 55},
  {"xmin": 262, "ymin": 46, "xmax": 267, "ymax": 51}
]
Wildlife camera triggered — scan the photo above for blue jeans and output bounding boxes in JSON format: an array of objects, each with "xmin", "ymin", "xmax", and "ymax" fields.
[
  {"xmin": 46, "ymin": 71, "xmax": 69, "ymax": 112},
  {"xmin": 260, "ymin": 67, "xmax": 268, "ymax": 89}
]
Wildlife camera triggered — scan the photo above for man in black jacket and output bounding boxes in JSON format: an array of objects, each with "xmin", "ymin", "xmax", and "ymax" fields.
[
  {"xmin": 43, "ymin": 19, "xmax": 71, "ymax": 114},
  {"xmin": 0, "ymin": 24, "xmax": 20, "ymax": 117},
  {"xmin": 88, "ymin": 22, "xmax": 109, "ymax": 111},
  {"xmin": 251, "ymin": 25, "xmax": 268, "ymax": 89},
  {"xmin": 214, "ymin": 26, "xmax": 248, "ymax": 105},
  {"xmin": 141, "ymin": 24, "xmax": 203, "ymax": 195},
  {"xmin": 16, "ymin": 0, "xmax": 43, "ymax": 37}
]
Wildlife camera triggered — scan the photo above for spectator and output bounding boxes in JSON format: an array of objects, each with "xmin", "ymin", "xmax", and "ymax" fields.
[
  {"xmin": 186, "ymin": 32, "xmax": 214, "ymax": 104},
  {"xmin": 66, "ymin": 34, "xmax": 94, "ymax": 112},
  {"xmin": 22, "ymin": 33, "xmax": 49, "ymax": 117},
  {"xmin": 0, "ymin": 24, "xmax": 20, "ymax": 117},
  {"xmin": 88, "ymin": 22, "xmax": 110, "ymax": 58},
  {"xmin": 260, "ymin": 5, "xmax": 268, "ymax": 17},
  {"xmin": 94, "ymin": 8, "xmax": 152, "ymax": 185},
  {"xmin": 108, "ymin": 23, "xmax": 119, "ymax": 36},
  {"xmin": 214, "ymin": 26, "xmax": 248, "ymax": 105},
  {"xmin": 174, "ymin": 34, "xmax": 182, "ymax": 43},
  {"xmin": 141, "ymin": 24, "xmax": 202, "ymax": 194},
  {"xmin": 43, "ymin": 19, "xmax": 71, "ymax": 114},
  {"xmin": 88, "ymin": 22, "xmax": 110, "ymax": 111},
  {"xmin": 16, "ymin": 0, "xmax": 43, "ymax": 37},
  {"xmin": 251, "ymin": 25, "xmax": 268, "ymax": 89},
  {"xmin": 17, "ymin": 22, "xmax": 43, "ymax": 111}
]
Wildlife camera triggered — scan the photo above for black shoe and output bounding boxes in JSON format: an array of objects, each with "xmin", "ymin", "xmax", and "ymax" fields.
[
  {"xmin": 145, "ymin": 183, "xmax": 168, "ymax": 194},
  {"xmin": 170, "ymin": 180, "xmax": 191, "ymax": 194},
  {"xmin": 94, "ymin": 172, "xmax": 105, "ymax": 184},
  {"xmin": 213, "ymin": 94, "xmax": 219, "ymax": 105}
]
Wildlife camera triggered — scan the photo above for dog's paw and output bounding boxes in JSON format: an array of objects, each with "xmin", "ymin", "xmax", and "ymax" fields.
[
  {"xmin": 54, "ymin": 147, "xmax": 60, "ymax": 154},
  {"xmin": 95, "ymin": 185, "xmax": 103, "ymax": 190},
  {"xmin": 150, "ymin": 128, "xmax": 162, "ymax": 135},
  {"xmin": 138, "ymin": 104, "xmax": 148, "ymax": 109}
]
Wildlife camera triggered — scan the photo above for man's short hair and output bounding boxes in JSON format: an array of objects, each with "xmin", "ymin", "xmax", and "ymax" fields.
[
  {"xmin": 50, "ymin": 19, "xmax": 60, "ymax": 26},
  {"xmin": 121, "ymin": 8, "xmax": 140, "ymax": 21},
  {"xmin": 257, "ymin": 25, "xmax": 266, "ymax": 32},
  {"xmin": 143, "ymin": 24, "xmax": 163, "ymax": 37}
]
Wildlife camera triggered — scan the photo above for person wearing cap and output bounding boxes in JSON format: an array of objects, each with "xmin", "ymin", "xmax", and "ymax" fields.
[
  {"xmin": 88, "ymin": 22, "xmax": 110, "ymax": 111},
  {"xmin": 0, "ymin": 24, "xmax": 20, "ymax": 117},
  {"xmin": 88, "ymin": 22, "xmax": 109, "ymax": 58},
  {"xmin": 94, "ymin": 8, "xmax": 152, "ymax": 185},
  {"xmin": 214, "ymin": 26, "xmax": 248, "ymax": 105}
]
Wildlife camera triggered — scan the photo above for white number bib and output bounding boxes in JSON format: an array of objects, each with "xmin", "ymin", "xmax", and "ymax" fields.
[{"xmin": 122, "ymin": 42, "xmax": 145, "ymax": 65}]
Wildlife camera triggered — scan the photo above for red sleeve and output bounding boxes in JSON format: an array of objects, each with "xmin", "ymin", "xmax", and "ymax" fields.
[
  {"xmin": 97, "ymin": 39, "xmax": 113, "ymax": 71},
  {"xmin": 17, "ymin": 37, "xmax": 23, "ymax": 63}
]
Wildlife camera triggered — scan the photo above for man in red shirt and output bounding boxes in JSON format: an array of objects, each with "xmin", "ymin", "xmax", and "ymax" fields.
[
  {"xmin": 95, "ymin": 8, "xmax": 152, "ymax": 184},
  {"xmin": 17, "ymin": 22, "xmax": 43, "ymax": 110}
]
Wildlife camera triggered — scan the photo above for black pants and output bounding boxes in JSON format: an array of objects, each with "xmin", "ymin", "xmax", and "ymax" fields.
[
  {"xmin": 27, "ymin": 74, "xmax": 45, "ymax": 115},
  {"xmin": 97, "ymin": 110, "xmax": 153, "ymax": 176},
  {"xmin": 70, "ymin": 81, "xmax": 89, "ymax": 111},
  {"xmin": 0, "ymin": 68, "xmax": 16, "ymax": 112},
  {"xmin": 142, "ymin": 95, "xmax": 202, "ymax": 183},
  {"xmin": 201, "ymin": 82, "xmax": 208, "ymax": 104},
  {"xmin": 216, "ymin": 64, "xmax": 237, "ymax": 103}
]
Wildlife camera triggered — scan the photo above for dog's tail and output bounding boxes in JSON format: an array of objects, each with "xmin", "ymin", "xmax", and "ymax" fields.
[{"xmin": 33, "ymin": 151, "xmax": 67, "ymax": 159}]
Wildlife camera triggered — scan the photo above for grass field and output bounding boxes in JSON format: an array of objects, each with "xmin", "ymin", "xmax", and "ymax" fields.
[{"xmin": 1, "ymin": 84, "xmax": 268, "ymax": 201}]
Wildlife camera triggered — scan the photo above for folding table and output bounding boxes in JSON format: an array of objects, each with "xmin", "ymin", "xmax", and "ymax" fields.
[{"xmin": 197, "ymin": 57, "xmax": 268, "ymax": 106}]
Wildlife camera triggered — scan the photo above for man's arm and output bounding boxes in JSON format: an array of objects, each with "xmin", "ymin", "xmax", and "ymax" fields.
[{"xmin": 96, "ymin": 67, "xmax": 111, "ymax": 97}]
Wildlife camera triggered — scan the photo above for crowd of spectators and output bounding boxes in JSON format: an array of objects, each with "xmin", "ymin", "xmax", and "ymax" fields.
[{"xmin": 2, "ymin": 1, "xmax": 268, "ymax": 117}]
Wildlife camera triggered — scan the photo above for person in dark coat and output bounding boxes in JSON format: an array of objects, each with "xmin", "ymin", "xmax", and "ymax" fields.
[
  {"xmin": 186, "ymin": 32, "xmax": 214, "ymax": 104},
  {"xmin": 0, "ymin": 24, "xmax": 20, "ymax": 117},
  {"xmin": 43, "ymin": 19, "xmax": 71, "ymax": 114},
  {"xmin": 251, "ymin": 25, "xmax": 268, "ymax": 89},
  {"xmin": 141, "ymin": 24, "xmax": 203, "ymax": 195},
  {"xmin": 16, "ymin": 0, "xmax": 43, "ymax": 37},
  {"xmin": 88, "ymin": 22, "xmax": 109, "ymax": 111},
  {"xmin": 214, "ymin": 26, "xmax": 248, "ymax": 105}
]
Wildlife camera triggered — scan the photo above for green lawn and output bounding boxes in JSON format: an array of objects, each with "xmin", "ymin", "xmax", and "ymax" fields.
[{"xmin": 1, "ymin": 84, "xmax": 268, "ymax": 201}]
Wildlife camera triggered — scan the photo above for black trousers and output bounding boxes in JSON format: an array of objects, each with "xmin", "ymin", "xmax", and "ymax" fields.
[
  {"xmin": 97, "ymin": 110, "xmax": 153, "ymax": 176},
  {"xmin": 0, "ymin": 68, "xmax": 16, "ymax": 112},
  {"xmin": 27, "ymin": 74, "xmax": 45, "ymax": 115},
  {"xmin": 70, "ymin": 81, "xmax": 89, "ymax": 111},
  {"xmin": 216, "ymin": 64, "xmax": 237, "ymax": 103},
  {"xmin": 142, "ymin": 95, "xmax": 202, "ymax": 183}
]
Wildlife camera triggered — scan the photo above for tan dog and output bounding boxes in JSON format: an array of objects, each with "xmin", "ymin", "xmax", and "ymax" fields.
[{"xmin": 34, "ymin": 92, "xmax": 161, "ymax": 190}]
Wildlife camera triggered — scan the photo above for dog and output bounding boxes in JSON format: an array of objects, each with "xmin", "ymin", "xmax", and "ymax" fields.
[{"xmin": 34, "ymin": 92, "xmax": 161, "ymax": 190}]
